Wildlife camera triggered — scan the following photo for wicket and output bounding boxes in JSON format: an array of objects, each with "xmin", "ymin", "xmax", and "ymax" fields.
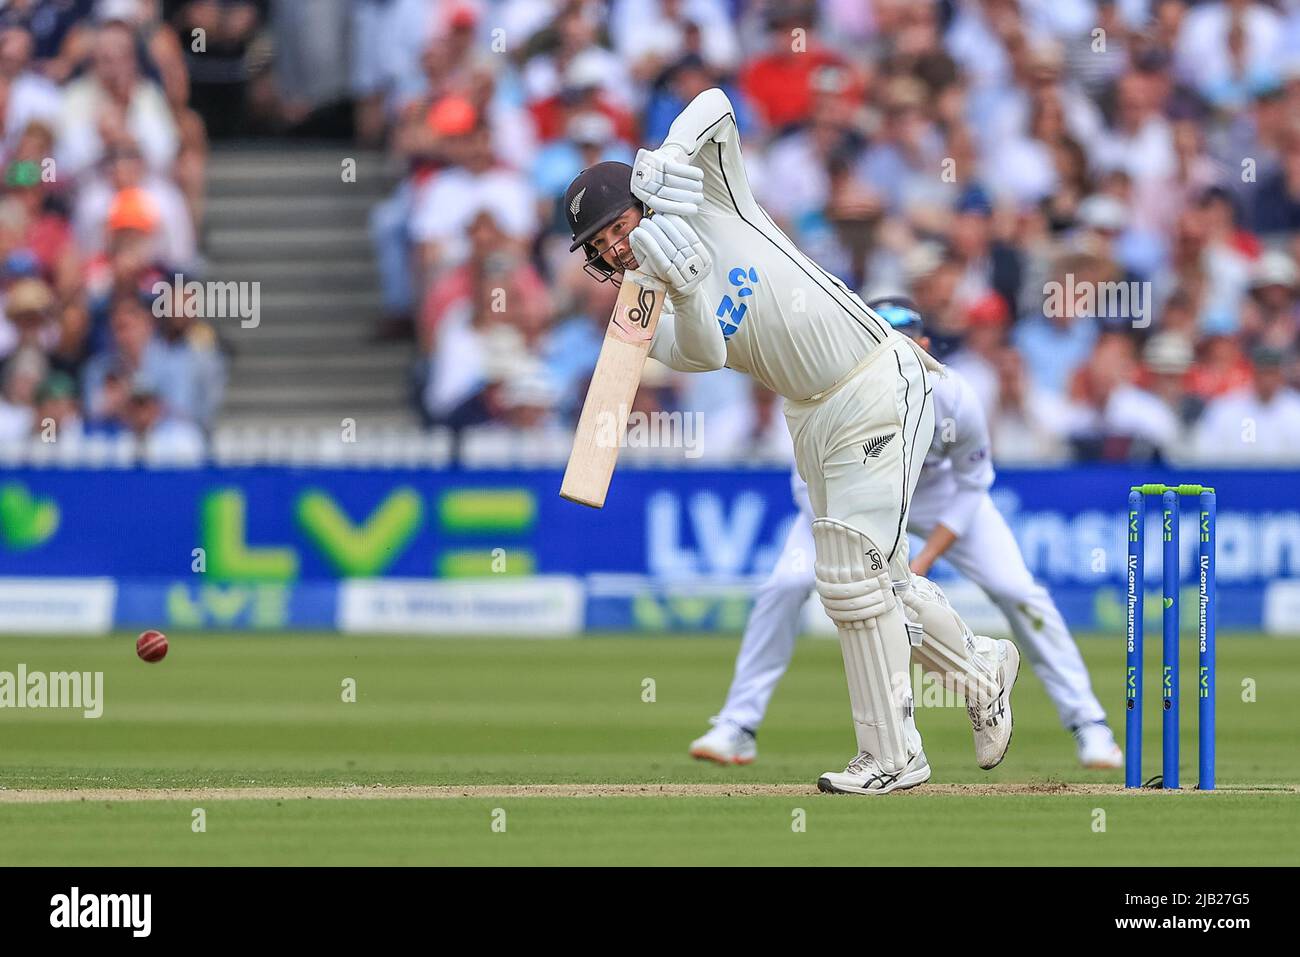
[{"xmin": 1125, "ymin": 483, "xmax": 1216, "ymax": 790}]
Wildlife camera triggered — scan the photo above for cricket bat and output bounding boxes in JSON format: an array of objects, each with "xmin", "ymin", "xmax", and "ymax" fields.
[{"xmin": 560, "ymin": 270, "xmax": 667, "ymax": 508}]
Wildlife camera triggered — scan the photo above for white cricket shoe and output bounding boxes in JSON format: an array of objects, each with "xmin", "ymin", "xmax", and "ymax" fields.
[
  {"xmin": 1075, "ymin": 722, "xmax": 1123, "ymax": 769},
  {"xmin": 817, "ymin": 749, "xmax": 931, "ymax": 795},
  {"xmin": 969, "ymin": 638, "xmax": 1020, "ymax": 770},
  {"xmin": 689, "ymin": 720, "xmax": 757, "ymax": 766}
]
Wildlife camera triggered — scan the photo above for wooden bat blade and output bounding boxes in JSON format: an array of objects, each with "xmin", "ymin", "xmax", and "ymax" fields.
[{"xmin": 560, "ymin": 271, "xmax": 666, "ymax": 508}]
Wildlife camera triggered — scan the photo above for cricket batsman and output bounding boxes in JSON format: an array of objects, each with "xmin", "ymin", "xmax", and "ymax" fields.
[
  {"xmin": 688, "ymin": 298, "xmax": 1125, "ymax": 771},
  {"xmin": 563, "ymin": 88, "xmax": 1019, "ymax": 794}
]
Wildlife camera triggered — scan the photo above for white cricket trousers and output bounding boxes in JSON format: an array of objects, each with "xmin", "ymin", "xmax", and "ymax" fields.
[{"xmin": 716, "ymin": 469, "xmax": 1108, "ymax": 735}]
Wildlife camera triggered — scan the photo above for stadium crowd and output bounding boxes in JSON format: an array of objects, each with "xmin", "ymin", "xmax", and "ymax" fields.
[
  {"xmin": 6, "ymin": 0, "xmax": 1298, "ymax": 467},
  {"xmin": 0, "ymin": 0, "xmax": 255, "ymax": 461},
  {"xmin": 368, "ymin": 0, "xmax": 1300, "ymax": 464}
]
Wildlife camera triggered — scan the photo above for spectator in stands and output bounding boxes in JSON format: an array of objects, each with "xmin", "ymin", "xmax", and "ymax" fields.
[
  {"xmin": 320, "ymin": 0, "xmax": 1300, "ymax": 466},
  {"xmin": 0, "ymin": 342, "xmax": 43, "ymax": 439},
  {"xmin": 760, "ymin": 74, "xmax": 863, "ymax": 232},
  {"xmin": 1062, "ymin": 330, "xmax": 1180, "ymax": 461},
  {"xmin": 1248, "ymin": 120, "xmax": 1300, "ymax": 235},
  {"xmin": 642, "ymin": 52, "xmax": 751, "ymax": 150},
  {"xmin": 531, "ymin": 111, "xmax": 631, "ymax": 223},
  {"xmin": 946, "ymin": 291, "xmax": 1011, "ymax": 416},
  {"xmin": 520, "ymin": 4, "xmax": 635, "ymax": 116},
  {"xmin": 156, "ymin": 278, "xmax": 225, "ymax": 430},
  {"xmin": 741, "ymin": 2, "xmax": 855, "ymax": 133},
  {"xmin": 82, "ymin": 184, "xmax": 167, "ymax": 354},
  {"xmin": 526, "ymin": 48, "xmax": 637, "ymax": 146},
  {"xmin": 544, "ymin": 266, "xmax": 618, "ymax": 422},
  {"xmin": 57, "ymin": 18, "xmax": 177, "ymax": 178},
  {"xmin": 5, "ymin": 133, "xmax": 83, "ymax": 303},
  {"xmin": 1194, "ymin": 345, "xmax": 1300, "ymax": 461},
  {"xmin": 421, "ymin": 209, "xmax": 550, "ymax": 426},
  {"xmin": 0, "ymin": 1, "xmax": 94, "ymax": 82},
  {"xmin": 410, "ymin": 121, "xmax": 536, "ymax": 282},
  {"xmin": 73, "ymin": 137, "xmax": 195, "ymax": 268},
  {"xmin": 1013, "ymin": 253, "xmax": 1101, "ymax": 394},
  {"xmin": 0, "ymin": 26, "xmax": 62, "ymax": 161},
  {"xmin": 0, "ymin": 275, "xmax": 58, "ymax": 356},
  {"xmin": 124, "ymin": 371, "xmax": 204, "ymax": 462},
  {"xmin": 1174, "ymin": 0, "xmax": 1286, "ymax": 106},
  {"xmin": 81, "ymin": 294, "xmax": 185, "ymax": 425},
  {"xmin": 985, "ymin": 346, "xmax": 1070, "ymax": 465},
  {"xmin": 857, "ymin": 76, "xmax": 945, "ymax": 222},
  {"xmin": 33, "ymin": 368, "xmax": 82, "ymax": 441},
  {"xmin": 1241, "ymin": 248, "xmax": 1299, "ymax": 352},
  {"xmin": 1187, "ymin": 332, "xmax": 1254, "ymax": 399},
  {"xmin": 167, "ymin": 0, "xmax": 264, "ymax": 140},
  {"xmin": 1138, "ymin": 330, "xmax": 1202, "ymax": 433},
  {"xmin": 609, "ymin": 0, "xmax": 740, "ymax": 87},
  {"xmin": 108, "ymin": 0, "xmax": 209, "ymax": 233}
]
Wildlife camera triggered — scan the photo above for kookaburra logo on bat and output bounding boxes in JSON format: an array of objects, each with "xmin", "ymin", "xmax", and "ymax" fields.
[{"xmin": 627, "ymin": 286, "xmax": 658, "ymax": 328}]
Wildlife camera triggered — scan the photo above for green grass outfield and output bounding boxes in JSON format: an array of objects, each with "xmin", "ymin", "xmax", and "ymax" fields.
[{"xmin": 0, "ymin": 633, "xmax": 1296, "ymax": 865}]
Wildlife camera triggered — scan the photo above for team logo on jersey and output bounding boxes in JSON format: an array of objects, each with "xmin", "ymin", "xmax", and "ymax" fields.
[
  {"xmin": 862, "ymin": 433, "xmax": 896, "ymax": 461},
  {"xmin": 715, "ymin": 266, "xmax": 758, "ymax": 339},
  {"xmin": 569, "ymin": 187, "xmax": 586, "ymax": 220}
]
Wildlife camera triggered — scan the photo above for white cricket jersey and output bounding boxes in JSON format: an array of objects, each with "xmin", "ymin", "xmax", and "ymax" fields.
[
  {"xmin": 912, "ymin": 366, "xmax": 995, "ymax": 537},
  {"xmin": 646, "ymin": 88, "xmax": 898, "ymax": 401}
]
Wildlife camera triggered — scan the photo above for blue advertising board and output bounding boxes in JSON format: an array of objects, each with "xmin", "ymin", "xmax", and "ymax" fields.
[{"xmin": 0, "ymin": 467, "xmax": 1296, "ymax": 633}]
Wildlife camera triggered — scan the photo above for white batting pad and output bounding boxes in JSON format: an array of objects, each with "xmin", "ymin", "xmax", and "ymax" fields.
[
  {"xmin": 899, "ymin": 574, "xmax": 1000, "ymax": 706},
  {"xmin": 812, "ymin": 518, "xmax": 918, "ymax": 772}
]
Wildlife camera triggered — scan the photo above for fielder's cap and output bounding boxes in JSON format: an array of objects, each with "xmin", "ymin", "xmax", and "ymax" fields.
[
  {"xmin": 107, "ymin": 186, "xmax": 159, "ymax": 233},
  {"xmin": 96, "ymin": 0, "xmax": 140, "ymax": 23},
  {"xmin": 1251, "ymin": 249, "xmax": 1298, "ymax": 289},
  {"xmin": 37, "ymin": 370, "xmax": 78, "ymax": 403},
  {"xmin": 566, "ymin": 111, "xmax": 614, "ymax": 146},
  {"xmin": 565, "ymin": 161, "xmax": 637, "ymax": 252},
  {"xmin": 426, "ymin": 95, "xmax": 477, "ymax": 136},
  {"xmin": 902, "ymin": 241, "xmax": 945, "ymax": 282},
  {"xmin": 955, "ymin": 184, "xmax": 993, "ymax": 216},
  {"xmin": 3, "ymin": 249, "xmax": 39, "ymax": 279},
  {"xmin": 1251, "ymin": 345, "xmax": 1288, "ymax": 368},
  {"xmin": 1078, "ymin": 193, "xmax": 1128, "ymax": 233},
  {"xmin": 966, "ymin": 291, "xmax": 1010, "ymax": 328},
  {"xmin": 5, "ymin": 277, "xmax": 53, "ymax": 317},
  {"xmin": 445, "ymin": 2, "xmax": 478, "ymax": 30},
  {"xmin": 1143, "ymin": 332, "xmax": 1193, "ymax": 374},
  {"xmin": 4, "ymin": 160, "xmax": 40, "ymax": 188},
  {"xmin": 564, "ymin": 50, "xmax": 608, "ymax": 93}
]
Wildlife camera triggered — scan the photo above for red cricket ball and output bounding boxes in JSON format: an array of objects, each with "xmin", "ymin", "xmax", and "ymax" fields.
[{"xmin": 136, "ymin": 630, "xmax": 168, "ymax": 663}]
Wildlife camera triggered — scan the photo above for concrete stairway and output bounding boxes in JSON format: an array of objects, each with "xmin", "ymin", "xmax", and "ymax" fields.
[{"xmin": 204, "ymin": 144, "xmax": 416, "ymax": 427}]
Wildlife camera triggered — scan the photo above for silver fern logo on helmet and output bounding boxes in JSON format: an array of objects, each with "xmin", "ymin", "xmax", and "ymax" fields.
[{"xmin": 570, "ymin": 187, "xmax": 586, "ymax": 220}]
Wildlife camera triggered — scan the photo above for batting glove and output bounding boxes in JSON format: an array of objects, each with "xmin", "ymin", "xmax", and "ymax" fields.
[
  {"xmin": 629, "ymin": 213, "xmax": 712, "ymax": 295},
  {"xmin": 631, "ymin": 147, "xmax": 705, "ymax": 216}
]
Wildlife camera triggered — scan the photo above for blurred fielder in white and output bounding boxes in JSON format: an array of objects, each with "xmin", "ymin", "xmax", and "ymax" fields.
[{"xmin": 689, "ymin": 299, "xmax": 1123, "ymax": 772}]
